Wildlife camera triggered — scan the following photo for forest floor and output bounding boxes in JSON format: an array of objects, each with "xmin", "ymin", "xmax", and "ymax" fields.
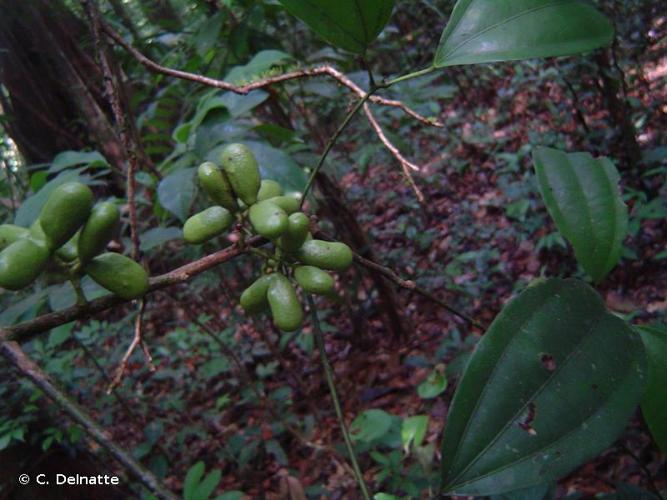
[{"xmin": 28, "ymin": 41, "xmax": 667, "ymax": 500}]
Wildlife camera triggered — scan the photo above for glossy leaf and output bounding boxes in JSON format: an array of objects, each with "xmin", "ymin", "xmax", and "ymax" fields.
[
  {"xmin": 440, "ymin": 279, "xmax": 645, "ymax": 496},
  {"xmin": 533, "ymin": 147, "xmax": 628, "ymax": 282},
  {"xmin": 434, "ymin": 0, "xmax": 613, "ymax": 67},
  {"xmin": 278, "ymin": 0, "xmax": 395, "ymax": 54},
  {"xmin": 637, "ymin": 324, "xmax": 667, "ymax": 453}
]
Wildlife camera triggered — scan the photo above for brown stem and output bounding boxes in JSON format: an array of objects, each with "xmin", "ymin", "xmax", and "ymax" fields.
[
  {"xmin": 0, "ymin": 341, "xmax": 178, "ymax": 500},
  {"xmin": 86, "ymin": 0, "xmax": 141, "ymax": 259},
  {"xmin": 353, "ymin": 253, "xmax": 485, "ymax": 330},
  {"xmin": 101, "ymin": 22, "xmax": 439, "ymax": 127}
]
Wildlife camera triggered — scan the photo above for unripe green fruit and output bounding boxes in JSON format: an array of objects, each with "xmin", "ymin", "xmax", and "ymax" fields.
[
  {"xmin": 294, "ymin": 266, "xmax": 335, "ymax": 295},
  {"xmin": 197, "ymin": 161, "xmax": 238, "ymax": 212},
  {"xmin": 78, "ymin": 202, "xmax": 120, "ymax": 263},
  {"xmin": 28, "ymin": 220, "xmax": 50, "ymax": 252},
  {"xmin": 0, "ymin": 224, "xmax": 29, "ymax": 250},
  {"xmin": 298, "ymin": 240, "xmax": 353, "ymax": 271},
  {"xmin": 249, "ymin": 200, "xmax": 288, "ymax": 239},
  {"xmin": 257, "ymin": 180, "xmax": 283, "ymax": 201},
  {"xmin": 183, "ymin": 206, "xmax": 233, "ymax": 244},
  {"xmin": 40, "ymin": 182, "xmax": 94, "ymax": 249},
  {"xmin": 56, "ymin": 232, "xmax": 80, "ymax": 262},
  {"xmin": 278, "ymin": 212, "xmax": 310, "ymax": 252},
  {"xmin": 267, "ymin": 274, "xmax": 303, "ymax": 332},
  {"xmin": 85, "ymin": 252, "xmax": 149, "ymax": 300},
  {"xmin": 220, "ymin": 143, "xmax": 261, "ymax": 206},
  {"xmin": 0, "ymin": 238, "xmax": 49, "ymax": 290},
  {"xmin": 267, "ymin": 195, "xmax": 300, "ymax": 215},
  {"xmin": 240, "ymin": 274, "xmax": 274, "ymax": 314}
]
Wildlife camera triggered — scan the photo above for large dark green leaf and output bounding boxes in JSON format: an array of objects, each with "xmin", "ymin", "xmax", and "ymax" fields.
[
  {"xmin": 278, "ymin": 0, "xmax": 395, "ymax": 54},
  {"xmin": 637, "ymin": 324, "xmax": 667, "ymax": 453},
  {"xmin": 440, "ymin": 279, "xmax": 645, "ymax": 496},
  {"xmin": 434, "ymin": 0, "xmax": 613, "ymax": 67},
  {"xmin": 533, "ymin": 147, "xmax": 628, "ymax": 282}
]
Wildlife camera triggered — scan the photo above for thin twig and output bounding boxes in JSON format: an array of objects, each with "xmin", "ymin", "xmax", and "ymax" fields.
[
  {"xmin": 308, "ymin": 296, "xmax": 371, "ymax": 500},
  {"xmin": 102, "ymin": 23, "xmax": 439, "ymax": 127},
  {"xmin": 86, "ymin": 1, "xmax": 141, "ymax": 260},
  {"xmin": 0, "ymin": 341, "xmax": 178, "ymax": 500},
  {"xmin": 301, "ymin": 94, "xmax": 374, "ymax": 205},
  {"xmin": 363, "ymin": 103, "xmax": 426, "ymax": 203},
  {"xmin": 353, "ymin": 253, "xmax": 484, "ymax": 330},
  {"xmin": 310, "ymin": 230, "xmax": 484, "ymax": 330},
  {"xmin": 108, "ymin": 299, "xmax": 154, "ymax": 393}
]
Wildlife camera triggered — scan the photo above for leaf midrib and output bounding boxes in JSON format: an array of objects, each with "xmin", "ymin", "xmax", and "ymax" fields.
[
  {"xmin": 438, "ymin": 0, "xmax": 572, "ymax": 63},
  {"xmin": 442, "ymin": 285, "xmax": 559, "ymax": 482},
  {"xmin": 448, "ymin": 343, "xmax": 634, "ymax": 492},
  {"xmin": 444, "ymin": 290, "xmax": 604, "ymax": 489}
]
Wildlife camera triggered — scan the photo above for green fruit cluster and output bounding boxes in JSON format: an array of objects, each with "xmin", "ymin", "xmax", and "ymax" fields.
[
  {"xmin": 184, "ymin": 143, "xmax": 353, "ymax": 332},
  {"xmin": 0, "ymin": 182, "xmax": 148, "ymax": 300}
]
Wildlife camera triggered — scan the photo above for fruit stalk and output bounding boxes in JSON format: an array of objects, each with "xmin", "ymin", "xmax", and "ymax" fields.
[{"xmin": 308, "ymin": 295, "xmax": 371, "ymax": 500}]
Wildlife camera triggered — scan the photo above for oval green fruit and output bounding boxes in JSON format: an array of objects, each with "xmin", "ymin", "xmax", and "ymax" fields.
[
  {"xmin": 197, "ymin": 161, "xmax": 238, "ymax": 212},
  {"xmin": 56, "ymin": 232, "xmax": 80, "ymax": 262},
  {"xmin": 183, "ymin": 206, "xmax": 234, "ymax": 244},
  {"xmin": 278, "ymin": 212, "xmax": 310, "ymax": 252},
  {"xmin": 0, "ymin": 238, "xmax": 49, "ymax": 290},
  {"xmin": 28, "ymin": 220, "xmax": 50, "ymax": 252},
  {"xmin": 240, "ymin": 274, "xmax": 274, "ymax": 314},
  {"xmin": 249, "ymin": 200, "xmax": 288, "ymax": 239},
  {"xmin": 78, "ymin": 202, "xmax": 120, "ymax": 263},
  {"xmin": 40, "ymin": 182, "xmax": 94, "ymax": 249},
  {"xmin": 267, "ymin": 195, "xmax": 300, "ymax": 215},
  {"xmin": 220, "ymin": 143, "xmax": 261, "ymax": 205},
  {"xmin": 85, "ymin": 252, "xmax": 149, "ymax": 300},
  {"xmin": 257, "ymin": 180, "xmax": 283, "ymax": 201},
  {"xmin": 0, "ymin": 224, "xmax": 29, "ymax": 250},
  {"xmin": 298, "ymin": 240, "xmax": 353, "ymax": 271},
  {"xmin": 294, "ymin": 266, "xmax": 335, "ymax": 295},
  {"xmin": 267, "ymin": 274, "xmax": 303, "ymax": 332}
]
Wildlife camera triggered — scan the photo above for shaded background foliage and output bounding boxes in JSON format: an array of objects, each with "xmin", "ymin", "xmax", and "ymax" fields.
[{"xmin": 0, "ymin": 0, "xmax": 665, "ymax": 498}]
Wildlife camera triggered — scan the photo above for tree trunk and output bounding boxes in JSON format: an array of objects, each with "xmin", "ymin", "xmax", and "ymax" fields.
[
  {"xmin": 316, "ymin": 174, "xmax": 407, "ymax": 340},
  {"xmin": 0, "ymin": 0, "xmax": 127, "ymax": 184},
  {"xmin": 594, "ymin": 51, "xmax": 642, "ymax": 171}
]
